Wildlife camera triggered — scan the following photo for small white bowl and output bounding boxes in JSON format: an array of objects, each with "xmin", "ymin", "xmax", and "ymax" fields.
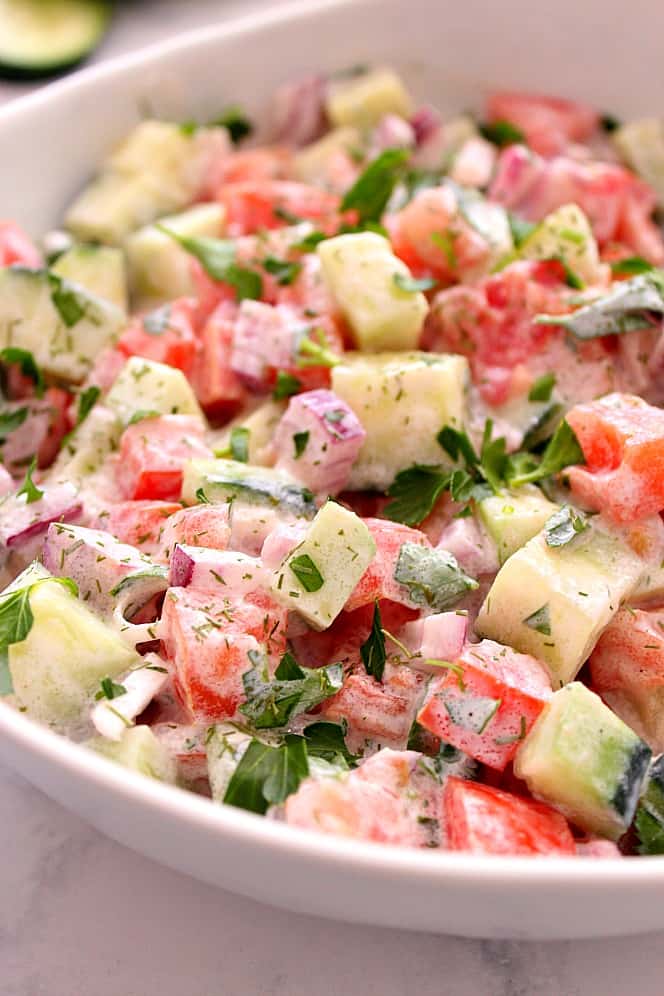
[{"xmin": 1, "ymin": 0, "xmax": 663, "ymax": 939}]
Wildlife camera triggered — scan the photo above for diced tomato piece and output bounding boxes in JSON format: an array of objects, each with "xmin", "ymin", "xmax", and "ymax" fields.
[
  {"xmin": 85, "ymin": 348, "xmax": 128, "ymax": 394},
  {"xmin": 285, "ymin": 748, "xmax": 445, "ymax": 846},
  {"xmin": 566, "ymin": 393, "xmax": 664, "ymax": 522},
  {"xmin": 117, "ymin": 415, "xmax": 213, "ymax": 502},
  {"xmin": 590, "ymin": 606, "xmax": 664, "ymax": 751},
  {"xmin": 387, "ymin": 185, "xmax": 496, "ymax": 283},
  {"xmin": 489, "ymin": 147, "xmax": 664, "ymax": 264},
  {"xmin": 102, "ymin": 500, "xmax": 183, "ymax": 555},
  {"xmin": 158, "ymin": 505, "xmax": 232, "ymax": 562},
  {"xmin": 215, "ymin": 146, "xmax": 294, "ymax": 184},
  {"xmin": 37, "ymin": 387, "xmax": 72, "ymax": 468},
  {"xmin": 216, "ymin": 181, "xmax": 344, "ymax": 237},
  {"xmin": 443, "ymin": 776, "xmax": 576, "ymax": 855},
  {"xmin": 424, "ymin": 260, "xmax": 571, "ymax": 404},
  {"xmin": 0, "ymin": 221, "xmax": 41, "ymax": 268},
  {"xmin": 345, "ymin": 518, "xmax": 430, "ymax": 612},
  {"xmin": 321, "ymin": 665, "xmax": 424, "ymax": 749},
  {"xmin": 117, "ymin": 299, "xmax": 199, "ymax": 373},
  {"xmin": 188, "ymin": 301, "xmax": 247, "ymax": 420},
  {"xmin": 486, "ymin": 92, "xmax": 599, "ymax": 157},
  {"xmin": 417, "ymin": 639, "xmax": 552, "ymax": 770},
  {"xmin": 161, "ymin": 587, "xmax": 287, "ymax": 722}
]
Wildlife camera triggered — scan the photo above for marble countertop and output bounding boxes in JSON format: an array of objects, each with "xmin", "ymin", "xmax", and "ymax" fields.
[{"xmin": 2, "ymin": 3, "xmax": 664, "ymax": 993}]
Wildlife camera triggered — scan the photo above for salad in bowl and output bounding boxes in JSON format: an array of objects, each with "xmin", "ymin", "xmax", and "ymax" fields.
[{"xmin": 2, "ymin": 64, "xmax": 664, "ymax": 860}]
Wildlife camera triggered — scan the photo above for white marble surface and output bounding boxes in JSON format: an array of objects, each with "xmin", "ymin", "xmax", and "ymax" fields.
[{"xmin": 2, "ymin": 3, "xmax": 664, "ymax": 993}]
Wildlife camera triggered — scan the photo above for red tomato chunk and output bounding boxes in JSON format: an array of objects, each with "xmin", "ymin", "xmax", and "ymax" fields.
[
  {"xmin": 444, "ymin": 777, "xmax": 576, "ymax": 855},
  {"xmin": 566, "ymin": 393, "xmax": 664, "ymax": 522},
  {"xmin": 117, "ymin": 415, "xmax": 213, "ymax": 501},
  {"xmin": 417, "ymin": 640, "xmax": 552, "ymax": 770}
]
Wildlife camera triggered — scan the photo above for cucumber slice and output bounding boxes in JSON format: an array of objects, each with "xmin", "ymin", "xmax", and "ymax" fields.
[
  {"xmin": 0, "ymin": 0, "xmax": 111, "ymax": 80},
  {"xmin": 182, "ymin": 458, "xmax": 316, "ymax": 518},
  {"xmin": 515, "ymin": 682, "xmax": 651, "ymax": 840}
]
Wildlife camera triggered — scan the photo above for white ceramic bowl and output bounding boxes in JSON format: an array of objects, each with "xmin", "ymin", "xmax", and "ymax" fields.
[{"xmin": 1, "ymin": 0, "xmax": 664, "ymax": 940}]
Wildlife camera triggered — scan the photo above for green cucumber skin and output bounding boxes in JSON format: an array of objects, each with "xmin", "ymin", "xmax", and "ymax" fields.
[
  {"xmin": 0, "ymin": 1, "xmax": 111, "ymax": 80},
  {"xmin": 611, "ymin": 740, "xmax": 652, "ymax": 823}
]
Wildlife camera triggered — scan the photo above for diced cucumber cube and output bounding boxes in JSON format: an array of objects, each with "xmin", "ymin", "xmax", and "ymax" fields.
[
  {"xmin": 65, "ymin": 121, "xmax": 229, "ymax": 245},
  {"xmin": 51, "ymin": 244, "xmax": 128, "ymax": 312},
  {"xmin": 182, "ymin": 458, "xmax": 316, "ymax": 518},
  {"xmin": 476, "ymin": 519, "xmax": 644, "ymax": 687},
  {"xmin": 49, "ymin": 405, "xmax": 121, "ymax": 483},
  {"xmin": 635, "ymin": 754, "xmax": 664, "ymax": 854},
  {"xmin": 210, "ymin": 399, "xmax": 286, "ymax": 468},
  {"xmin": 105, "ymin": 356, "xmax": 205, "ymax": 425},
  {"xmin": 270, "ymin": 501, "xmax": 376, "ymax": 629},
  {"xmin": 332, "ymin": 351, "xmax": 469, "ymax": 491},
  {"xmin": 515, "ymin": 682, "xmax": 651, "ymax": 840},
  {"xmin": 318, "ymin": 233, "xmax": 428, "ymax": 351},
  {"xmin": 87, "ymin": 726, "xmax": 177, "ymax": 783},
  {"xmin": 295, "ymin": 127, "xmax": 362, "ymax": 183},
  {"xmin": 6, "ymin": 570, "xmax": 138, "ymax": 727},
  {"xmin": 516, "ymin": 203, "xmax": 603, "ymax": 284},
  {"xmin": 326, "ymin": 67, "xmax": 413, "ymax": 128},
  {"xmin": 0, "ymin": 266, "xmax": 125, "ymax": 383},
  {"xmin": 125, "ymin": 203, "xmax": 226, "ymax": 306},
  {"xmin": 478, "ymin": 486, "xmax": 560, "ymax": 564},
  {"xmin": 614, "ymin": 119, "xmax": 664, "ymax": 207}
]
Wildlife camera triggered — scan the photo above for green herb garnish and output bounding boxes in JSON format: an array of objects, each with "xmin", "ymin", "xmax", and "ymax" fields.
[
  {"xmin": 528, "ymin": 373, "xmax": 556, "ymax": 403},
  {"xmin": 340, "ymin": 148, "xmax": 411, "ymax": 223},
  {"xmin": 361, "ymin": 601, "xmax": 386, "ymax": 682},
  {"xmin": 289, "ymin": 553, "xmax": 324, "ymax": 592},
  {"xmin": 263, "ymin": 257, "xmax": 302, "ymax": 286},
  {"xmin": 0, "ymin": 348, "xmax": 45, "ymax": 397},
  {"xmin": 230, "ymin": 426, "xmax": 250, "ymax": 463},
  {"xmin": 523, "ymin": 603, "xmax": 552, "ymax": 636},
  {"xmin": 394, "ymin": 543, "xmax": 478, "ymax": 612},
  {"xmin": 158, "ymin": 228, "xmax": 262, "ymax": 301},
  {"xmin": 293, "ymin": 431, "xmax": 309, "ymax": 459},
  {"xmin": 223, "ymin": 734, "xmax": 309, "ymax": 814},
  {"xmin": 384, "ymin": 465, "xmax": 450, "ymax": 526},
  {"xmin": 544, "ymin": 505, "xmax": 589, "ymax": 548},
  {"xmin": 479, "ymin": 119, "xmax": 525, "ymax": 147},
  {"xmin": 392, "ymin": 273, "xmax": 437, "ymax": 293},
  {"xmin": 16, "ymin": 457, "xmax": 43, "ymax": 504},
  {"xmin": 95, "ymin": 676, "xmax": 127, "ymax": 701},
  {"xmin": 273, "ymin": 371, "xmax": 302, "ymax": 400}
]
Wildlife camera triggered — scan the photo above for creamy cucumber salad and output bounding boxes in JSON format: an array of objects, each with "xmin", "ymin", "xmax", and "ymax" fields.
[{"xmin": 3, "ymin": 67, "xmax": 664, "ymax": 856}]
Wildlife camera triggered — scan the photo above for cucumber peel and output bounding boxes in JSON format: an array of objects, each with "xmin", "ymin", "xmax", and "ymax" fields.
[{"xmin": 0, "ymin": 0, "xmax": 111, "ymax": 80}]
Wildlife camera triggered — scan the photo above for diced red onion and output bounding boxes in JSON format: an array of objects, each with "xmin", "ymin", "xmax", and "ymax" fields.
[
  {"xmin": 1, "ymin": 482, "xmax": 81, "ymax": 549},
  {"xmin": 43, "ymin": 522, "xmax": 165, "ymax": 617},
  {"xmin": 1, "ymin": 402, "xmax": 50, "ymax": 472},
  {"xmin": 400, "ymin": 612, "xmax": 468, "ymax": 673},
  {"xmin": 370, "ymin": 114, "xmax": 415, "ymax": 156},
  {"xmin": 169, "ymin": 543, "xmax": 267, "ymax": 596},
  {"xmin": 411, "ymin": 105, "xmax": 443, "ymax": 146},
  {"xmin": 231, "ymin": 301, "xmax": 301, "ymax": 387},
  {"xmin": 448, "ymin": 137, "xmax": 497, "ymax": 189},
  {"xmin": 437, "ymin": 516, "xmax": 499, "ymax": 577},
  {"xmin": 261, "ymin": 521, "xmax": 308, "ymax": 570},
  {"xmin": 273, "ymin": 389, "xmax": 366, "ymax": 495},
  {"xmin": 271, "ymin": 75, "xmax": 328, "ymax": 147},
  {"xmin": 0, "ymin": 465, "xmax": 13, "ymax": 497},
  {"xmin": 229, "ymin": 504, "xmax": 298, "ymax": 557}
]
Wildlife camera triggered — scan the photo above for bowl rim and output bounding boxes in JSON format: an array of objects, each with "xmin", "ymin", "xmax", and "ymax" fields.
[{"xmin": 0, "ymin": 0, "xmax": 662, "ymax": 884}]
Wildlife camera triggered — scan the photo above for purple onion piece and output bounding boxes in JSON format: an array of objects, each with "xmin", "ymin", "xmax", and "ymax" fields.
[
  {"xmin": 271, "ymin": 75, "xmax": 328, "ymax": 147},
  {"xmin": 273, "ymin": 389, "xmax": 366, "ymax": 496},
  {"xmin": 410, "ymin": 104, "xmax": 443, "ymax": 146}
]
